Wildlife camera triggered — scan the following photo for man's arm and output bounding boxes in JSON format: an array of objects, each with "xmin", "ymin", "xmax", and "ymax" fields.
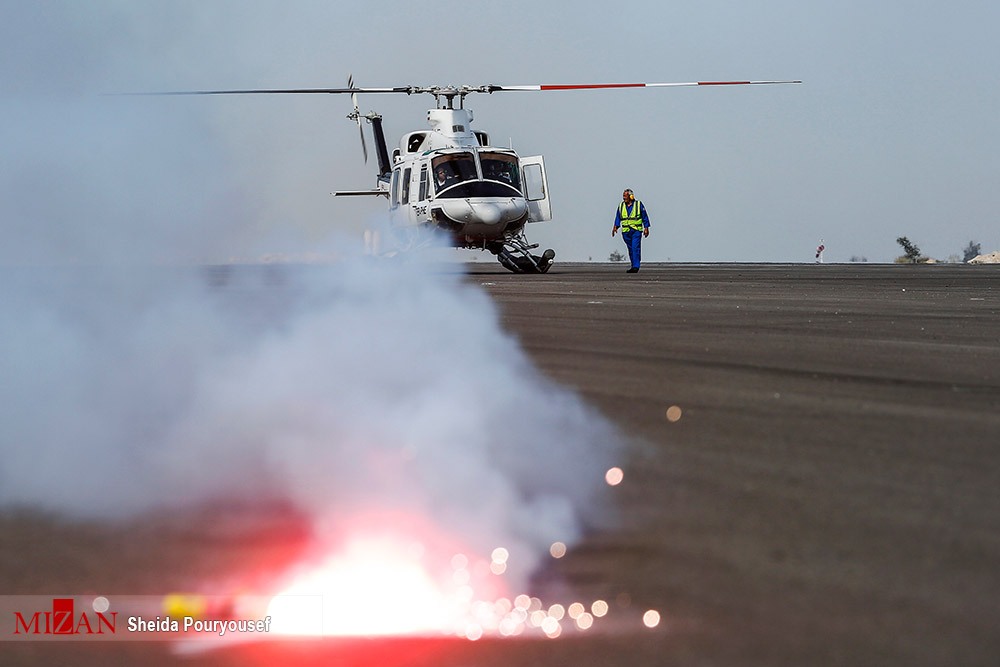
[{"xmin": 612, "ymin": 207, "xmax": 622, "ymax": 236}]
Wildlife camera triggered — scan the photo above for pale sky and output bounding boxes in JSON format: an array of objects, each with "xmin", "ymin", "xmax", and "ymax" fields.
[{"xmin": 2, "ymin": 0, "xmax": 998, "ymax": 263}]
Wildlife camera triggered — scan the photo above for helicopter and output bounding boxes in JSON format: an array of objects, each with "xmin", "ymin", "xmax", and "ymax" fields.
[{"xmin": 151, "ymin": 78, "xmax": 800, "ymax": 273}]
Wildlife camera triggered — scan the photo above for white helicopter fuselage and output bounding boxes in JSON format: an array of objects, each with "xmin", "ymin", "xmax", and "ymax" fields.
[{"xmin": 383, "ymin": 108, "xmax": 551, "ymax": 247}]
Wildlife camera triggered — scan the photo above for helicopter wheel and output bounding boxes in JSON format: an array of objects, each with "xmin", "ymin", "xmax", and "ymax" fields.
[{"xmin": 536, "ymin": 249, "xmax": 555, "ymax": 273}]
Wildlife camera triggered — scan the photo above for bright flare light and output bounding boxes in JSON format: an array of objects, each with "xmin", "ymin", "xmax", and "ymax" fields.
[
  {"xmin": 267, "ymin": 536, "xmax": 468, "ymax": 637},
  {"xmin": 264, "ymin": 531, "xmax": 626, "ymax": 640}
]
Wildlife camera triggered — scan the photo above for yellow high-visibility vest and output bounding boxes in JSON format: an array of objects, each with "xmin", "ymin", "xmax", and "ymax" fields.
[{"xmin": 619, "ymin": 200, "xmax": 645, "ymax": 232}]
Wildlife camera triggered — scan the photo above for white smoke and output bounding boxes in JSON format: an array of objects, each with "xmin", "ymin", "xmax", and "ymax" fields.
[{"xmin": 0, "ymin": 252, "xmax": 621, "ymax": 589}]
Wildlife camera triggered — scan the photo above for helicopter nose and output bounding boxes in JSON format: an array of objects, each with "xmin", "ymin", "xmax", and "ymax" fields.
[
  {"xmin": 440, "ymin": 199, "xmax": 527, "ymax": 225},
  {"xmin": 474, "ymin": 202, "xmax": 502, "ymax": 225}
]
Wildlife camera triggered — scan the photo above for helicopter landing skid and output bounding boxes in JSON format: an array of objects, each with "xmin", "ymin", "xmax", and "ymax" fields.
[{"xmin": 488, "ymin": 233, "xmax": 555, "ymax": 274}]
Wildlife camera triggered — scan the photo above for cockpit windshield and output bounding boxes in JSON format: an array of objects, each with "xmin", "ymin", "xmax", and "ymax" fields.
[
  {"xmin": 429, "ymin": 151, "xmax": 524, "ymax": 199},
  {"xmin": 480, "ymin": 152, "xmax": 522, "ymax": 192},
  {"xmin": 432, "ymin": 153, "xmax": 477, "ymax": 193}
]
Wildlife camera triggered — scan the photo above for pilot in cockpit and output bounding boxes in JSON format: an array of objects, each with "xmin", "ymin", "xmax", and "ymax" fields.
[{"xmin": 435, "ymin": 166, "xmax": 453, "ymax": 190}]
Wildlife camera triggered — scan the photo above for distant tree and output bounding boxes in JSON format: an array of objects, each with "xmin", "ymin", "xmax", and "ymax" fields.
[
  {"xmin": 963, "ymin": 240, "xmax": 982, "ymax": 262},
  {"xmin": 849, "ymin": 255, "xmax": 868, "ymax": 263},
  {"xmin": 609, "ymin": 249, "xmax": 625, "ymax": 262},
  {"xmin": 896, "ymin": 236, "xmax": 922, "ymax": 264}
]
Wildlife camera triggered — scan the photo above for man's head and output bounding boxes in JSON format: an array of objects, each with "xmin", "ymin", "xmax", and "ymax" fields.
[
  {"xmin": 622, "ymin": 188, "xmax": 635, "ymax": 203},
  {"xmin": 437, "ymin": 168, "xmax": 447, "ymax": 181}
]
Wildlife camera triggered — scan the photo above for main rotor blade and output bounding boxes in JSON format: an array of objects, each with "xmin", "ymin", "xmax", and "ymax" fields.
[
  {"xmin": 127, "ymin": 87, "xmax": 411, "ymax": 96},
  {"xmin": 121, "ymin": 80, "xmax": 800, "ymax": 97},
  {"xmin": 489, "ymin": 80, "xmax": 801, "ymax": 91}
]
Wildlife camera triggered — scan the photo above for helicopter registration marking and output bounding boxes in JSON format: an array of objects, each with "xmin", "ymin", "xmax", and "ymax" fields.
[{"xmin": 414, "ymin": 205, "xmax": 428, "ymax": 216}]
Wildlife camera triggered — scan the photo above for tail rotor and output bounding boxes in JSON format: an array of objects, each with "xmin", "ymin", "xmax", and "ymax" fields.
[{"xmin": 347, "ymin": 74, "xmax": 368, "ymax": 164}]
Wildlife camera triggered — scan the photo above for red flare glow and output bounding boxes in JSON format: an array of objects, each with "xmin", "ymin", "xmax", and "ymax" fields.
[
  {"xmin": 267, "ymin": 536, "xmax": 470, "ymax": 637},
  {"xmin": 265, "ymin": 519, "xmax": 509, "ymax": 639},
  {"xmin": 260, "ymin": 517, "xmax": 620, "ymax": 641}
]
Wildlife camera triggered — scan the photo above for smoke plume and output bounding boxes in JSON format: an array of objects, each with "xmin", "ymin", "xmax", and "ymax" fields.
[{"xmin": 1, "ymin": 252, "xmax": 620, "ymax": 592}]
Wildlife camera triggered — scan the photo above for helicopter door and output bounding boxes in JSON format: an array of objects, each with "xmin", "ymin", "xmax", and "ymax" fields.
[{"xmin": 520, "ymin": 155, "xmax": 552, "ymax": 222}]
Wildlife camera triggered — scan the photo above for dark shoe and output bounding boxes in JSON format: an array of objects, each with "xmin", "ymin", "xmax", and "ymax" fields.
[{"xmin": 627, "ymin": 267, "xmax": 639, "ymax": 273}]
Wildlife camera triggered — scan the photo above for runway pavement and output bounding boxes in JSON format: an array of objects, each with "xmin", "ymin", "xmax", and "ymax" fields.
[
  {"xmin": 3, "ymin": 262, "xmax": 998, "ymax": 666},
  {"xmin": 471, "ymin": 262, "xmax": 1000, "ymax": 665}
]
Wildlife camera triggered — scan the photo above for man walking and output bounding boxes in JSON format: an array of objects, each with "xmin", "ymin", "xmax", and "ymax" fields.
[{"xmin": 612, "ymin": 188, "xmax": 650, "ymax": 273}]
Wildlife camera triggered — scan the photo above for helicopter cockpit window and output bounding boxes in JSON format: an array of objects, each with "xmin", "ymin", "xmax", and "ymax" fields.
[
  {"xmin": 480, "ymin": 153, "xmax": 522, "ymax": 192},
  {"xmin": 431, "ymin": 153, "xmax": 477, "ymax": 193}
]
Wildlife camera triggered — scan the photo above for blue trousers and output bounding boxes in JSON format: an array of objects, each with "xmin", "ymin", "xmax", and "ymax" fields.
[{"xmin": 622, "ymin": 229, "xmax": 643, "ymax": 269}]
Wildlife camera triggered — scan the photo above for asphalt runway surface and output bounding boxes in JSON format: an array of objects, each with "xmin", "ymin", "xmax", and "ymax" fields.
[{"xmin": 3, "ymin": 262, "xmax": 999, "ymax": 666}]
